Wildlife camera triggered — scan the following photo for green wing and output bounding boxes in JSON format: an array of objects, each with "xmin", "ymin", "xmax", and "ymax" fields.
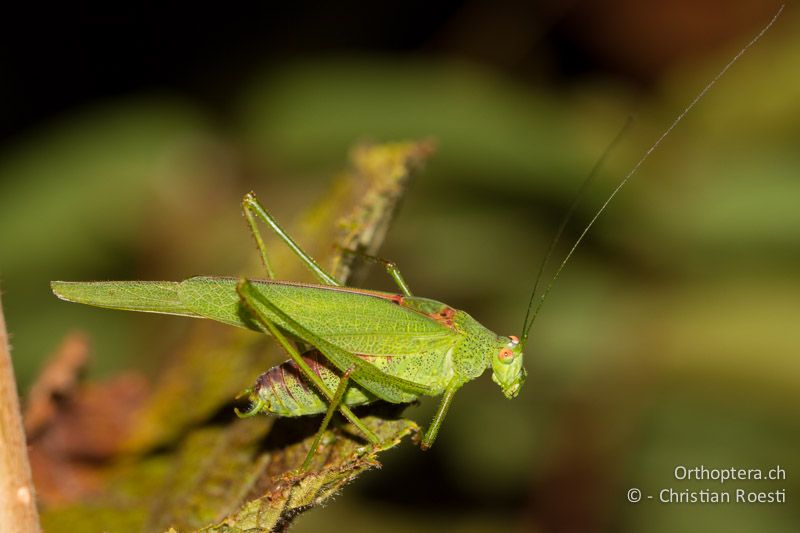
[
  {"xmin": 52, "ymin": 277, "xmax": 455, "ymax": 356},
  {"xmin": 51, "ymin": 281, "xmax": 201, "ymax": 318},
  {"xmin": 177, "ymin": 277, "xmax": 454, "ymax": 356},
  {"xmin": 238, "ymin": 279, "xmax": 432, "ymax": 401},
  {"xmin": 52, "ymin": 276, "xmax": 453, "ymax": 401}
]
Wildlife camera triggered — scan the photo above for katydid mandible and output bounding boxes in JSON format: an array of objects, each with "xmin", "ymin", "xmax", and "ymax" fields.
[{"xmin": 50, "ymin": 9, "xmax": 781, "ymax": 469}]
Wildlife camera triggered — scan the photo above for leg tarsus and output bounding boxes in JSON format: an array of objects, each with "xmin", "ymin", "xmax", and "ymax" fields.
[{"xmin": 337, "ymin": 246, "xmax": 413, "ymax": 296}]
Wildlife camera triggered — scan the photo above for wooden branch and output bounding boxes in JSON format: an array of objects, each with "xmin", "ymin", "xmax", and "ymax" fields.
[{"xmin": 0, "ymin": 292, "xmax": 41, "ymax": 532}]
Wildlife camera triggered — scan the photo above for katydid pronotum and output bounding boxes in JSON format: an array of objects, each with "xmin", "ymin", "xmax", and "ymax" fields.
[{"xmin": 50, "ymin": 9, "xmax": 781, "ymax": 472}]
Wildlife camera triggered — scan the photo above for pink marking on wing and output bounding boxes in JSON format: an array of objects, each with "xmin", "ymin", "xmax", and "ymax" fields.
[{"xmin": 428, "ymin": 306, "xmax": 456, "ymax": 329}]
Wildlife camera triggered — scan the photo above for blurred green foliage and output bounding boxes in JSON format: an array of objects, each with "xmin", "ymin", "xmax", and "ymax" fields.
[{"xmin": 1, "ymin": 10, "xmax": 799, "ymax": 532}]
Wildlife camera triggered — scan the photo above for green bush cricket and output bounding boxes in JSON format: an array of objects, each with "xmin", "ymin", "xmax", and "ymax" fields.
[
  {"xmin": 49, "ymin": 10, "xmax": 781, "ymax": 472},
  {"xmin": 51, "ymin": 192, "xmax": 527, "ymax": 469}
]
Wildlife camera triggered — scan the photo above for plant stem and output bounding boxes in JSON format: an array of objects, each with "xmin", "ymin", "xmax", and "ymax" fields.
[{"xmin": 0, "ymin": 292, "xmax": 41, "ymax": 532}]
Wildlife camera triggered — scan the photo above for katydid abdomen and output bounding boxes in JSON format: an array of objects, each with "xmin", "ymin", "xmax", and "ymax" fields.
[
  {"xmin": 254, "ymin": 351, "xmax": 377, "ymax": 417},
  {"xmin": 253, "ymin": 348, "xmax": 454, "ymax": 417}
]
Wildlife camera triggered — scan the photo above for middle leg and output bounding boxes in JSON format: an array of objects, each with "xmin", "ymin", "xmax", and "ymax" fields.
[
  {"xmin": 301, "ymin": 366, "xmax": 355, "ymax": 471},
  {"xmin": 236, "ymin": 279, "xmax": 379, "ymax": 444},
  {"xmin": 337, "ymin": 246, "xmax": 413, "ymax": 296},
  {"xmin": 242, "ymin": 191, "xmax": 340, "ymax": 286}
]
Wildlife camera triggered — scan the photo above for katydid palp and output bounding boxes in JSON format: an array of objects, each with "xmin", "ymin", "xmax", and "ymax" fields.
[{"xmin": 49, "ymin": 9, "xmax": 781, "ymax": 471}]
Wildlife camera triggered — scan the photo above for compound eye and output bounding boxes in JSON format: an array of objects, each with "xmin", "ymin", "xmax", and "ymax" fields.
[
  {"xmin": 508, "ymin": 335, "xmax": 520, "ymax": 347},
  {"xmin": 498, "ymin": 347, "xmax": 514, "ymax": 362}
]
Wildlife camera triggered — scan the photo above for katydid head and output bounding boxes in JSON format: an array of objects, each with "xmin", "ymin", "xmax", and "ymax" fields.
[{"xmin": 491, "ymin": 335, "xmax": 526, "ymax": 399}]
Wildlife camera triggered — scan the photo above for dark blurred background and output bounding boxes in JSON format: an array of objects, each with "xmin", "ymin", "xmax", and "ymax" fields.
[{"xmin": 1, "ymin": 1, "xmax": 798, "ymax": 531}]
